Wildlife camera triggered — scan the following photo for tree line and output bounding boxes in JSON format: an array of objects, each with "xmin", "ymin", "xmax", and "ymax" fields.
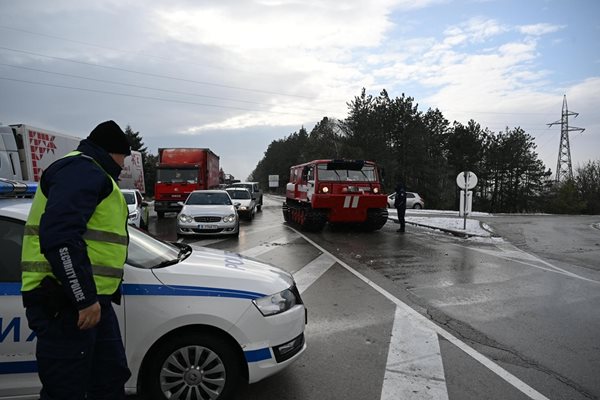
[{"xmin": 249, "ymin": 89, "xmax": 600, "ymax": 214}]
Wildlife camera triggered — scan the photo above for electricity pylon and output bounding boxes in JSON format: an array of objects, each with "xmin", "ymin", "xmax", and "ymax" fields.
[{"xmin": 547, "ymin": 95, "xmax": 585, "ymax": 183}]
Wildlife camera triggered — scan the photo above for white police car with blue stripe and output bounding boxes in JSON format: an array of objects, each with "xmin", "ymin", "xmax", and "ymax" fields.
[{"xmin": 0, "ymin": 178, "xmax": 306, "ymax": 400}]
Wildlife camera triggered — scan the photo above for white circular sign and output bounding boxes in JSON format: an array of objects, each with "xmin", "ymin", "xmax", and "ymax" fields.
[{"xmin": 456, "ymin": 171, "xmax": 478, "ymax": 190}]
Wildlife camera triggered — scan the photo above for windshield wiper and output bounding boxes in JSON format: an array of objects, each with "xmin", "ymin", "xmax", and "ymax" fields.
[{"xmin": 151, "ymin": 242, "xmax": 192, "ymax": 269}]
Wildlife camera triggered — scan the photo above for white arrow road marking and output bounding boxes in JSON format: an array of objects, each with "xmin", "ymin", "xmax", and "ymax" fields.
[{"xmin": 288, "ymin": 226, "xmax": 550, "ymax": 400}]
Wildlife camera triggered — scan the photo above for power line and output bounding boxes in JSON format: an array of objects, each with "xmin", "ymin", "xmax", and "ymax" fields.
[
  {"xmin": 0, "ymin": 24, "xmax": 272, "ymax": 80},
  {"xmin": 0, "ymin": 46, "xmax": 312, "ymax": 99},
  {"xmin": 0, "ymin": 76, "xmax": 318, "ymax": 116},
  {"xmin": 0, "ymin": 25, "xmax": 216, "ymax": 69},
  {"xmin": 0, "ymin": 62, "xmax": 328, "ymax": 113}
]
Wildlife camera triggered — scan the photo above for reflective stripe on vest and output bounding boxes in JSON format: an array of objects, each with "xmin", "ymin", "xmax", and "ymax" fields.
[{"xmin": 21, "ymin": 151, "xmax": 129, "ymax": 295}]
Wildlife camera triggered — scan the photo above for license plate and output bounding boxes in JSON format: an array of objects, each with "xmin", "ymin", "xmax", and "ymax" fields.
[{"xmin": 198, "ymin": 224, "xmax": 218, "ymax": 229}]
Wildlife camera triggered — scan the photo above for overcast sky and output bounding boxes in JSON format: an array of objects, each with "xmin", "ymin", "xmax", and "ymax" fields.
[{"xmin": 1, "ymin": 0, "xmax": 598, "ymax": 181}]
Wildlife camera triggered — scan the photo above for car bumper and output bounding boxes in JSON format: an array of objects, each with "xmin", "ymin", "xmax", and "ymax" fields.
[
  {"xmin": 234, "ymin": 304, "xmax": 307, "ymax": 383},
  {"xmin": 177, "ymin": 220, "xmax": 239, "ymax": 235},
  {"xmin": 237, "ymin": 209, "xmax": 254, "ymax": 218}
]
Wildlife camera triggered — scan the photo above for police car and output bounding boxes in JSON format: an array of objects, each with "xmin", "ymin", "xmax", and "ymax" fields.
[{"xmin": 0, "ymin": 178, "xmax": 307, "ymax": 400}]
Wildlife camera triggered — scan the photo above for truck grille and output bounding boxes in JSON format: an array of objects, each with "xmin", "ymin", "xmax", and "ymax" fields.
[{"xmin": 193, "ymin": 216, "xmax": 222, "ymax": 222}]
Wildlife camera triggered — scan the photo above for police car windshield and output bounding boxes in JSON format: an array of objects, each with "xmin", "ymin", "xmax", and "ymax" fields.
[{"xmin": 126, "ymin": 227, "xmax": 183, "ymax": 269}]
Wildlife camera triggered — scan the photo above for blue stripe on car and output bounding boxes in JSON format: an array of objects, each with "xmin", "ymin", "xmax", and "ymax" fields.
[
  {"xmin": 121, "ymin": 283, "xmax": 265, "ymax": 299},
  {"xmin": 1, "ymin": 283, "xmax": 265, "ymax": 299},
  {"xmin": 1, "ymin": 282, "xmax": 273, "ymax": 372},
  {"xmin": 244, "ymin": 348, "xmax": 272, "ymax": 362},
  {"xmin": 0, "ymin": 283, "xmax": 20, "ymax": 295},
  {"xmin": 0, "ymin": 361, "xmax": 37, "ymax": 374}
]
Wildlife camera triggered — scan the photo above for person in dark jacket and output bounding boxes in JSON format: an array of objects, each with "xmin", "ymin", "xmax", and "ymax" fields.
[
  {"xmin": 394, "ymin": 182, "xmax": 407, "ymax": 232},
  {"xmin": 21, "ymin": 120, "xmax": 132, "ymax": 400}
]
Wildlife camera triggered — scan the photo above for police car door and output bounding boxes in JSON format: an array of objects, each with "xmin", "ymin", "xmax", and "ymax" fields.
[{"xmin": 0, "ymin": 217, "xmax": 40, "ymax": 397}]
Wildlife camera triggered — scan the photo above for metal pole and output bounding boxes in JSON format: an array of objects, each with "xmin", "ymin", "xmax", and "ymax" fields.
[{"xmin": 463, "ymin": 172, "xmax": 467, "ymax": 230}]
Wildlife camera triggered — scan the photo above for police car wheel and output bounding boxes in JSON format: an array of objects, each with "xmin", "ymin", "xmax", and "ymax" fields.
[{"xmin": 142, "ymin": 332, "xmax": 242, "ymax": 400}]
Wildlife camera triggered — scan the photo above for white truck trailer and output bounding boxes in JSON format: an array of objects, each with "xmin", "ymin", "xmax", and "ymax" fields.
[
  {"xmin": 0, "ymin": 124, "xmax": 81, "ymax": 182},
  {"xmin": 0, "ymin": 124, "xmax": 144, "ymax": 192}
]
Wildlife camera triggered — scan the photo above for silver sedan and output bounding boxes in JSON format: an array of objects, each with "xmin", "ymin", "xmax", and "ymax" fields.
[{"xmin": 177, "ymin": 190, "xmax": 239, "ymax": 237}]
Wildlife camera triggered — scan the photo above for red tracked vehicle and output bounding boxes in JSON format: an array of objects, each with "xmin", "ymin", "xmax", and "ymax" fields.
[{"xmin": 282, "ymin": 159, "xmax": 388, "ymax": 232}]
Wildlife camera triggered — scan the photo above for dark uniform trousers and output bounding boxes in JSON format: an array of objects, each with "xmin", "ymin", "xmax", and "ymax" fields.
[
  {"xmin": 25, "ymin": 302, "xmax": 131, "ymax": 400},
  {"xmin": 396, "ymin": 206, "xmax": 406, "ymax": 231}
]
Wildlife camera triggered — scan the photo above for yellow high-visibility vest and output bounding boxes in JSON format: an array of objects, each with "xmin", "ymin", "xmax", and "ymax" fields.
[{"xmin": 21, "ymin": 151, "xmax": 128, "ymax": 296}]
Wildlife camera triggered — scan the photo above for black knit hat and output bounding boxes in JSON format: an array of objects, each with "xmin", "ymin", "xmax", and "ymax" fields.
[{"xmin": 87, "ymin": 120, "xmax": 131, "ymax": 156}]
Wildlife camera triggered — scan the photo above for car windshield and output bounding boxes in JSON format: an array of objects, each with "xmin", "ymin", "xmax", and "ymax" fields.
[
  {"xmin": 317, "ymin": 164, "xmax": 377, "ymax": 182},
  {"xmin": 127, "ymin": 226, "xmax": 190, "ymax": 269},
  {"xmin": 122, "ymin": 192, "xmax": 136, "ymax": 205},
  {"xmin": 186, "ymin": 192, "xmax": 232, "ymax": 205},
  {"xmin": 226, "ymin": 190, "xmax": 251, "ymax": 200},
  {"xmin": 231, "ymin": 184, "xmax": 252, "ymax": 191},
  {"xmin": 157, "ymin": 168, "xmax": 198, "ymax": 183}
]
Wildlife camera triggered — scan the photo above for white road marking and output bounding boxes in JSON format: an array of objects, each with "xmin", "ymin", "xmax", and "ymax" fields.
[
  {"xmin": 454, "ymin": 241, "xmax": 600, "ymax": 285},
  {"xmin": 239, "ymin": 234, "xmax": 298, "ymax": 258},
  {"xmin": 293, "ymin": 253, "xmax": 336, "ymax": 294},
  {"xmin": 288, "ymin": 226, "xmax": 550, "ymax": 400},
  {"xmin": 381, "ymin": 306, "xmax": 448, "ymax": 400},
  {"xmin": 185, "ymin": 222, "xmax": 286, "ymax": 247},
  {"xmin": 189, "ymin": 237, "xmax": 228, "ymax": 246}
]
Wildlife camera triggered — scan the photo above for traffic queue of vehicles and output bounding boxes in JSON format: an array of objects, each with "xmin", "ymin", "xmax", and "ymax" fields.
[
  {"xmin": 0, "ymin": 178, "xmax": 307, "ymax": 400},
  {"xmin": 0, "ymin": 144, "xmax": 424, "ymax": 399}
]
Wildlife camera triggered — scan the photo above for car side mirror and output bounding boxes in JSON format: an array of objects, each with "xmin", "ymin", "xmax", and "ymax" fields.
[
  {"xmin": 177, "ymin": 201, "xmax": 185, "ymax": 206},
  {"xmin": 141, "ymin": 201, "xmax": 149, "ymax": 207},
  {"xmin": 234, "ymin": 202, "xmax": 241, "ymax": 208}
]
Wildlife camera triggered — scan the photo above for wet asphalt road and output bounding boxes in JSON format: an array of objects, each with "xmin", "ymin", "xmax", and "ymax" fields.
[{"xmin": 133, "ymin": 198, "xmax": 600, "ymax": 400}]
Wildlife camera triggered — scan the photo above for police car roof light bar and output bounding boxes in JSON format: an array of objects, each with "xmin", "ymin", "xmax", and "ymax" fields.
[{"xmin": 0, "ymin": 178, "xmax": 38, "ymax": 196}]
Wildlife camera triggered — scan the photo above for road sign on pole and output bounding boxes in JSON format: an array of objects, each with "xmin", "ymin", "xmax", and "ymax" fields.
[
  {"xmin": 457, "ymin": 171, "xmax": 477, "ymax": 229},
  {"xmin": 456, "ymin": 171, "xmax": 477, "ymax": 190},
  {"xmin": 268, "ymin": 174, "xmax": 279, "ymax": 188}
]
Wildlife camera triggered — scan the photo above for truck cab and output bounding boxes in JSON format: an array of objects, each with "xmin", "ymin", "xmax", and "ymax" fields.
[{"xmin": 154, "ymin": 148, "xmax": 220, "ymax": 218}]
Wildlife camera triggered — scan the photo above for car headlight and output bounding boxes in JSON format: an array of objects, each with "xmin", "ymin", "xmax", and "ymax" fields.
[
  {"xmin": 178, "ymin": 214, "xmax": 193, "ymax": 223},
  {"xmin": 373, "ymin": 187, "xmax": 379, "ymax": 194},
  {"xmin": 239, "ymin": 206, "xmax": 248, "ymax": 211},
  {"xmin": 223, "ymin": 214, "xmax": 237, "ymax": 223},
  {"xmin": 253, "ymin": 288, "xmax": 297, "ymax": 316}
]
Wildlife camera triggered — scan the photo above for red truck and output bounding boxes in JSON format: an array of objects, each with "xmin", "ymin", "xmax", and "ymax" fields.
[
  {"xmin": 154, "ymin": 148, "xmax": 220, "ymax": 218},
  {"xmin": 282, "ymin": 159, "xmax": 388, "ymax": 231}
]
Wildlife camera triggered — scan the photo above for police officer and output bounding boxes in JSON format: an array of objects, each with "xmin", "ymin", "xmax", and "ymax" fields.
[
  {"xmin": 394, "ymin": 182, "xmax": 407, "ymax": 233},
  {"xmin": 21, "ymin": 120, "xmax": 132, "ymax": 400}
]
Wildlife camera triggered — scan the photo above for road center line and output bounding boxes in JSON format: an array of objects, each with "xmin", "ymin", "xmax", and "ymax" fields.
[{"xmin": 288, "ymin": 226, "xmax": 550, "ymax": 400}]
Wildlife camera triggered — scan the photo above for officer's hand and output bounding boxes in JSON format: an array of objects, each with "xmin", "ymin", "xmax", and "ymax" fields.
[{"xmin": 78, "ymin": 301, "xmax": 101, "ymax": 330}]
